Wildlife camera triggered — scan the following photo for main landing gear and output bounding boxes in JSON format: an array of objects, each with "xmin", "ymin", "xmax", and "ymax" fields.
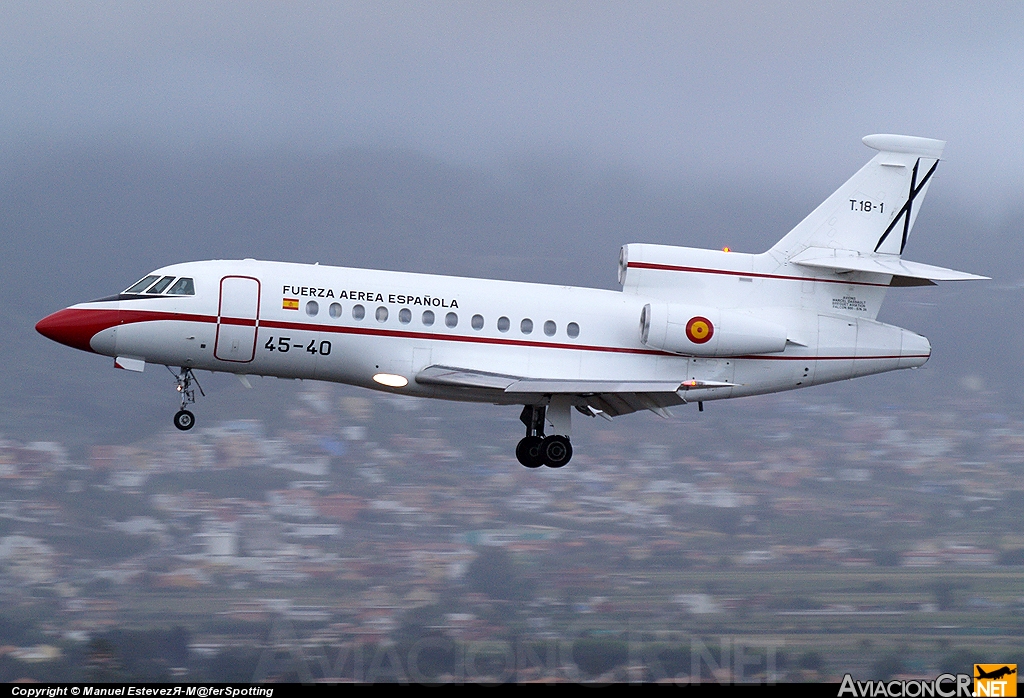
[
  {"xmin": 169, "ymin": 366, "xmax": 204, "ymax": 431},
  {"xmin": 516, "ymin": 403, "xmax": 573, "ymax": 468}
]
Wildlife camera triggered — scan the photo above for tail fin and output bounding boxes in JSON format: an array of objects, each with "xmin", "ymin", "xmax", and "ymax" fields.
[
  {"xmin": 619, "ymin": 135, "xmax": 984, "ymax": 314},
  {"xmin": 771, "ymin": 134, "xmax": 945, "ymax": 260}
]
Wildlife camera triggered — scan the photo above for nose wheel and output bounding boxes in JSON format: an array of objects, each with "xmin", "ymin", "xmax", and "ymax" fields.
[
  {"xmin": 173, "ymin": 409, "xmax": 195, "ymax": 431},
  {"xmin": 169, "ymin": 366, "xmax": 203, "ymax": 431},
  {"xmin": 516, "ymin": 405, "xmax": 573, "ymax": 468}
]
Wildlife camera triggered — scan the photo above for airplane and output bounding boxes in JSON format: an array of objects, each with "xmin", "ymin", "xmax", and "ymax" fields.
[
  {"xmin": 36, "ymin": 134, "xmax": 987, "ymax": 468},
  {"xmin": 975, "ymin": 666, "xmax": 1016, "ymax": 681}
]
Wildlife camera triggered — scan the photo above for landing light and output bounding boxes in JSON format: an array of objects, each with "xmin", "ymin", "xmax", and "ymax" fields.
[{"xmin": 372, "ymin": 373, "xmax": 409, "ymax": 388}]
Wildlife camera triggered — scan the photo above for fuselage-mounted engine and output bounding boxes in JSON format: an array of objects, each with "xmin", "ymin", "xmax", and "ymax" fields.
[{"xmin": 639, "ymin": 302, "xmax": 788, "ymax": 357}]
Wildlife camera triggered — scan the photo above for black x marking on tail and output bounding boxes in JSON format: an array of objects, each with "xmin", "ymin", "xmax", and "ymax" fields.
[{"xmin": 874, "ymin": 158, "xmax": 940, "ymax": 254}]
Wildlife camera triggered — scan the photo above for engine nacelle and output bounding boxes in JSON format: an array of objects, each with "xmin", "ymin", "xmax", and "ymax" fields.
[{"xmin": 640, "ymin": 302, "xmax": 788, "ymax": 357}]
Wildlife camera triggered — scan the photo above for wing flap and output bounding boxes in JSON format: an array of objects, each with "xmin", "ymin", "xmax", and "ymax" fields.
[
  {"xmin": 505, "ymin": 379, "xmax": 687, "ymax": 394},
  {"xmin": 414, "ymin": 365, "xmax": 737, "ymax": 418},
  {"xmin": 415, "ymin": 365, "xmax": 519, "ymax": 390},
  {"xmin": 416, "ymin": 365, "xmax": 736, "ymax": 395}
]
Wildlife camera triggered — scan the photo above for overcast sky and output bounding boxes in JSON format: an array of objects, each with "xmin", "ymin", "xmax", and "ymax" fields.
[
  {"xmin": 3, "ymin": 1, "xmax": 1024, "ymax": 439},
  {"xmin": 3, "ymin": 1, "xmax": 1024, "ymax": 211}
]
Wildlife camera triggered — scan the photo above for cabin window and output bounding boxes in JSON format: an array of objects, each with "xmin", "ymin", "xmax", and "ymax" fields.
[
  {"xmin": 306, "ymin": 301, "xmax": 319, "ymax": 316},
  {"xmin": 567, "ymin": 322, "xmax": 580, "ymax": 339},
  {"xmin": 352, "ymin": 304, "xmax": 365, "ymax": 320},
  {"xmin": 146, "ymin": 276, "xmax": 175, "ymax": 294},
  {"xmin": 166, "ymin": 277, "xmax": 195, "ymax": 295},
  {"xmin": 329, "ymin": 302, "xmax": 343, "ymax": 318},
  {"xmin": 399, "ymin": 308, "xmax": 412, "ymax": 324},
  {"xmin": 422, "ymin": 310, "xmax": 435, "ymax": 326},
  {"xmin": 124, "ymin": 275, "xmax": 159, "ymax": 294},
  {"xmin": 497, "ymin": 316, "xmax": 510, "ymax": 332},
  {"xmin": 445, "ymin": 312, "xmax": 458, "ymax": 328},
  {"xmin": 471, "ymin": 314, "xmax": 484, "ymax": 330},
  {"xmin": 521, "ymin": 318, "xmax": 533, "ymax": 334},
  {"xmin": 376, "ymin": 306, "xmax": 388, "ymax": 322},
  {"xmin": 544, "ymin": 320, "xmax": 556, "ymax": 336}
]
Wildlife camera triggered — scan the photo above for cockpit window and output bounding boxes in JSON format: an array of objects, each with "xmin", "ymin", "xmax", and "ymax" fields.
[
  {"xmin": 145, "ymin": 276, "xmax": 176, "ymax": 294},
  {"xmin": 124, "ymin": 275, "xmax": 159, "ymax": 294},
  {"xmin": 166, "ymin": 277, "xmax": 195, "ymax": 295}
]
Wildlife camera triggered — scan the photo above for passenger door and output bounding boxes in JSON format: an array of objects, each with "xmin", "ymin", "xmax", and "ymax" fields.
[{"xmin": 215, "ymin": 276, "xmax": 261, "ymax": 362}]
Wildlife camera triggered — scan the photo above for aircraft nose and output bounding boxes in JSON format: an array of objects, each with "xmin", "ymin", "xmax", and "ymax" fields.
[{"xmin": 36, "ymin": 307, "xmax": 119, "ymax": 353}]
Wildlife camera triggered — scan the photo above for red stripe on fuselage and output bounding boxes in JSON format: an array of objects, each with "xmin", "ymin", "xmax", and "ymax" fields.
[
  {"xmin": 626, "ymin": 262, "xmax": 891, "ymax": 288},
  {"xmin": 218, "ymin": 316, "xmax": 258, "ymax": 327},
  {"xmin": 735, "ymin": 354, "xmax": 928, "ymax": 360},
  {"xmin": 259, "ymin": 318, "xmax": 664, "ymax": 355},
  {"xmin": 37, "ymin": 306, "xmax": 923, "ymax": 362}
]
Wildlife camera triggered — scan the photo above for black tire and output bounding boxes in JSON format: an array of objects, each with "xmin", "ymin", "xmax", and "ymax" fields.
[
  {"xmin": 542, "ymin": 435, "xmax": 572, "ymax": 468},
  {"xmin": 515, "ymin": 436, "xmax": 545, "ymax": 468},
  {"xmin": 173, "ymin": 409, "xmax": 195, "ymax": 431}
]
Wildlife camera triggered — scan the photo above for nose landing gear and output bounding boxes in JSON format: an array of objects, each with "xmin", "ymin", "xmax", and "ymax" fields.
[
  {"xmin": 169, "ymin": 366, "xmax": 204, "ymax": 431},
  {"xmin": 173, "ymin": 409, "xmax": 195, "ymax": 431},
  {"xmin": 516, "ymin": 404, "xmax": 573, "ymax": 468}
]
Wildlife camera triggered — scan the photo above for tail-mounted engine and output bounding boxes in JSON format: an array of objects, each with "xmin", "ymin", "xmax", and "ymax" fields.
[{"xmin": 639, "ymin": 302, "xmax": 788, "ymax": 357}]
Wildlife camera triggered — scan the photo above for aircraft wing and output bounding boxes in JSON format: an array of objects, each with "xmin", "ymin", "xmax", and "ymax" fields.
[
  {"xmin": 413, "ymin": 365, "xmax": 522, "ymax": 390},
  {"xmin": 789, "ymin": 247, "xmax": 988, "ymax": 282},
  {"xmin": 415, "ymin": 365, "xmax": 736, "ymax": 417}
]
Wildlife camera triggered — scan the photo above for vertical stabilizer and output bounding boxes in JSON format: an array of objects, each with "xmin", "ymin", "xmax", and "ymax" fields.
[{"xmin": 769, "ymin": 134, "xmax": 945, "ymax": 261}]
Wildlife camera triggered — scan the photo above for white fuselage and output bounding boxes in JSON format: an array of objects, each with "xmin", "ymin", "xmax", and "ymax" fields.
[
  {"xmin": 60, "ymin": 257, "xmax": 928, "ymax": 409},
  {"xmin": 36, "ymin": 134, "xmax": 986, "ymax": 467},
  {"xmin": 36, "ymin": 134, "xmax": 987, "ymax": 464}
]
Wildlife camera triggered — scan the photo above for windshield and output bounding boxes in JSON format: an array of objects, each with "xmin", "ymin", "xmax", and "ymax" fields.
[
  {"xmin": 166, "ymin": 277, "xmax": 195, "ymax": 295},
  {"xmin": 122, "ymin": 275, "xmax": 196, "ymax": 296},
  {"xmin": 124, "ymin": 275, "xmax": 159, "ymax": 294}
]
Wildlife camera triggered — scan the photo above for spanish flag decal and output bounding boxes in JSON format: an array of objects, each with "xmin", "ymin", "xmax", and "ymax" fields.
[
  {"xmin": 686, "ymin": 316, "xmax": 714, "ymax": 344},
  {"xmin": 282, "ymin": 298, "xmax": 299, "ymax": 310}
]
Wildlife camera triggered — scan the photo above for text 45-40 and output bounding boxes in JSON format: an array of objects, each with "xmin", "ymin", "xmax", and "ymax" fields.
[{"xmin": 264, "ymin": 337, "xmax": 332, "ymax": 355}]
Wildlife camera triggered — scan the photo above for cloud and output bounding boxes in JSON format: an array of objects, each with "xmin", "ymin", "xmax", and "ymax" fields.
[{"xmin": 2, "ymin": 2, "xmax": 1023, "ymax": 206}]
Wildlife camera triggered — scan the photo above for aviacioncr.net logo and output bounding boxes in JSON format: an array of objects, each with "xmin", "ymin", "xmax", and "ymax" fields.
[{"xmin": 838, "ymin": 673, "xmax": 973, "ymax": 697}]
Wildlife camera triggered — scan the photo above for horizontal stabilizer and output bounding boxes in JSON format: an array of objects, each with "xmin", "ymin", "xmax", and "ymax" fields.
[{"xmin": 789, "ymin": 248, "xmax": 988, "ymax": 281}]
